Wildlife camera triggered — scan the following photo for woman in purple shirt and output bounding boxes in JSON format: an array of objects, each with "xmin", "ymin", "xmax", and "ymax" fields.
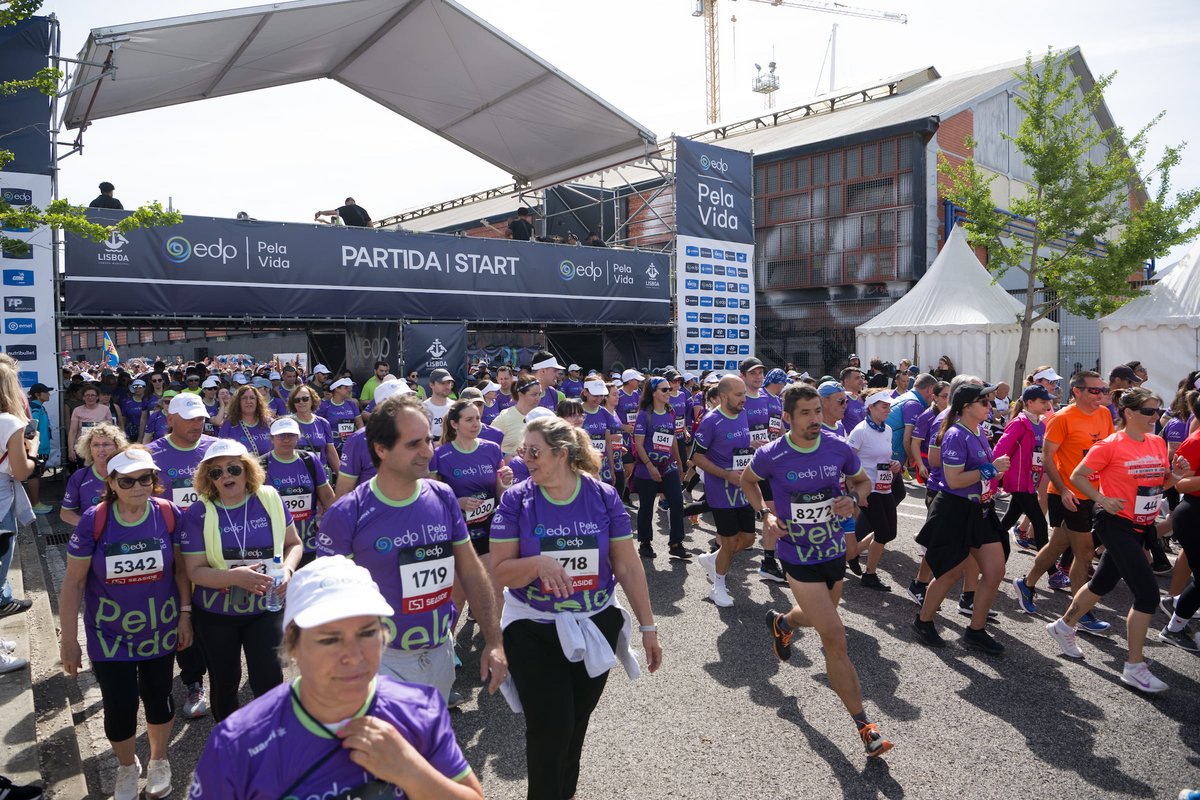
[
  {"xmin": 287, "ymin": 383, "xmax": 340, "ymax": 472},
  {"xmin": 61, "ymin": 423, "xmax": 128, "ymax": 528},
  {"xmin": 217, "ymin": 385, "xmax": 273, "ymax": 457},
  {"xmin": 433, "ymin": 400, "xmax": 513, "ymax": 558},
  {"xmin": 632, "ymin": 377, "xmax": 688, "ymax": 560}
]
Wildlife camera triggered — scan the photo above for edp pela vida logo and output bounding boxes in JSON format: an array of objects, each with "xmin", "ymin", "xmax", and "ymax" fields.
[{"xmin": 699, "ymin": 154, "xmax": 729, "ymax": 174}]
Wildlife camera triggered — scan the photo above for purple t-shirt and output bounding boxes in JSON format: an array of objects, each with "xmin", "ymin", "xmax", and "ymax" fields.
[
  {"xmin": 911, "ymin": 405, "xmax": 940, "ymax": 469},
  {"xmin": 509, "ymin": 456, "xmax": 530, "ymax": 484},
  {"xmin": 265, "ymin": 452, "xmax": 328, "ymax": 553},
  {"xmin": 1163, "ymin": 414, "xmax": 1189, "ymax": 446},
  {"xmin": 582, "ymin": 406, "xmax": 622, "ymax": 483},
  {"xmin": 482, "ymin": 401, "xmax": 502, "ymax": 425},
  {"xmin": 925, "ymin": 408, "xmax": 951, "ymax": 493},
  {"xmin": 179, "ymin": 493, "xmax": 293, "ymax": 616},
  {"xmin": 63, "ymin": 465, "xmax": 107, "ymax": 512},
  {"xmin": 616, "ymin": 389, "xmax": 641, "ymax": 448},
  {"xmin": 119, "ymin": 395, "xmax": 151, "ymax": 441},
  {"xmin": 633, "ymin": 408, "xmax": 678, "ymax": 480},
  {"xmin": 939, "ymin": 422, "xmax": 996, "ymax": 502},
  {"xmin": 218, "ymin": 419, "xmax": 272, "ymax": 457},
  {"xmin": 295, "ymin": 414, "xmax": 334, "ymax": 469},
  {"xmin": 538, "ymin": 386, "xmax": 564, "ymax": 412},
  {"xmin": 189, "ymin": 677, "xmax": 471, "ymax": 799},
  {"xmin": 562, "ymin": 378, "xmax": 583, "ymax": 399},
  {"xmin": 202, "ymin": 402, "xmax": 221, "ymax": 437},
  {"xmin": 747, "ymin": 434, "xmax": 863, "ymax": 566},
  {"xmin": 337, "ymin": 428, "xmax": 375, "ymax": 485},
  {"xmin": 744, "ymin": 391, "xmax": 779, "ymax": 446},
  {"xmin": 147, "ymin": 434, "xmax": 217, "ymax": 512},
  {"xmin": 268, "ymin": 397, "xmax": 288, "ymax": 420},
  {"xmin": 318, "ymin": 400, "xmax": 359, "ymax": 453},
  {"xmin": 433, "ymin": 440, "xmax": 503, "ymax": 536},
  {"xmin": 143, "ymin": 411, "xmax": 168, "ymax": 441},
  {"xmin": 667, "ymin": 391, "xmax": 693, "ymax": 439},
  {"xmin": 479, "ymin": 423, "xmax": 504, "ymax": 448},
  {"xmin": 821, "ymin": 421, "xmax": 847, "ymax": 439},
  {"xmin": 317, "ymin": 479, "xmax": 469, "ymax": 650},
  {"xmin": 495, "ymin": 390, "xmax": 515, "ymax": 412},
  {"xmin": 692, "ymin": 408, "xmax": 752, "ymax": 508},
  {"xmin": 68, "ymin": 500, "xmax": 183, "ymax": 662},
  {"xmin": 491, "ymin": 476, "xmax": 631, "ymax": 613},
  {"xmin": 844, "ymin": 396, "xmax": 867, "ymax": 432}
]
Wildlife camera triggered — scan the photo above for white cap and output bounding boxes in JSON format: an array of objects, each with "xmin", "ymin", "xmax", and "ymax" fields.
[
  {"xmin": 374, "ymin": 378, "xmax": 413, "ymax": 404},
  {"xmin": 584, "ymin": 380, "xmax": 608, "ymax": 396},
  {"xmin": 268, "ymin": 371, "xmax": 281, "ymax": 380},
  {"xmin": 312, "ymin": 364, "xmax": 332, "ymax": 375},
  {"xmin": 1032, "ymin": 368, "xmax": 1062, "ymax": 382},
  {"xmin": 106, "ymin": 448, "xmax": 160, "ymax": 475},
  {"xmin": 865, "ymin": 392, "xmax": 896, "ymax": 407},
  {"xmin": 199, "ymin": 438, "xmax": 249, "ymax": 463},
  {"xmin": 567, "ymin": 363, "xmax": 581, "ymax": 372},
  {"xmin": 201, "ymin": 376, "xmax": 221, "ymax": 389},
  {"xmin": 480, "ymin": 381, "xmax": 501, "ymax": 394},
  {"xmin": 232, "ymin": 373, "xmax": 249, "ymax": 385},
  {"xmin": 130, "ymin": 379, "xmax": 146, "ymax": 388},
  {"xmin": 270, "ymin": 417, "xmax": 301, "ymax": 436},
  {"xmin": 532, "ymin": 356, "xmax": 565, "ymax": 371},
  {"xmin": 168, "ymin": 393, "xmax": 210, "ymax": 419},
  {"xmin": 525, "ymin": 407, "xmax": 556, "ymax": 423},
  {"xmin": 621, "ymin": 369, "xmax": 643, "ymax": 383},
  {"xmin": 329, "ymin": 377, "xmax": 354, "ymax": 391},
  {"xmin": 683, "ymin": 373, "xmax": 697, "ymax": 383},
  {"xmin": 704, "ymin": 373, "xmax": 721, "ymax": 385},
  {"xmin": 284, "ymin": 555, "xmax": 394, "ymax": 630},
  {"xmin": 79, "ymin": 372, "xmax": 96, "ymax": 381}
]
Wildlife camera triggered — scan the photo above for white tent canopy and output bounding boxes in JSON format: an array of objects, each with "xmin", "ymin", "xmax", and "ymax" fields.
[
  {"xmin": 61, "ymin": 0, "xmax": 656, "ymax": 189},
  {"xmin": 1100, "ymin": 239, "xmax": 1200, "ymax": 398},
  {"xmin": 856, "ymin": 225, "xmax": 1058, "ymax": 383}
]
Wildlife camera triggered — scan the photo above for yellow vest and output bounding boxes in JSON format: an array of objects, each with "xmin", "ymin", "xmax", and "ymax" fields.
[{"xmin": 200, "ymin": 486, "xmax": 287, "ymax": 570}]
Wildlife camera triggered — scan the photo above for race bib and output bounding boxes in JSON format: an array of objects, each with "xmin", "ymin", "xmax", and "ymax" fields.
[
  {"xmin": 874, "ymin": 463, "xmax": 894, "ymax": 492},
  {"xmin": 103, "ymin": 538, "xmax": 165, "ymax": 585},
  {"xmin": 541, "ymin": 534, "xmax": 599, "ymax": 593},
  {"xmin": 337, "ymin": 421, "xmax": 355, "ymax": 440},
  {"xmin": 590, "ymin": 436, "xmax": 606, "ymax": 453},
  {"xmin": 224, "ymin": 546, "xmax": 272, "ymax": 571},
  {"xmin": 651, "ymin": 430, "xmax": 673, "ymax": 453},
  {"xmin": 625, "ymin": 411, "xmax": 638, "ymax": 425},
  {"xmin": 768, "ymin": 415, "xmax": 783, "ymax": 436},
  {"xmin": 171, "ymin": 481, "xmax": 199, "ymax": 511},
  {"xmin": 789, "ymin": 488, "xmax": 834, "ymax": 526},
  {"xmin": 398, "ymin": 545, "xmax": 454, "ymax": 613},
  {"xmin": 466, "ymin": 494, "xmax": 496, "ymax": 524},
  {"xmin": 675, "ymin": 415, "xmax": 685, "ymax": 435},
  {"xmin": 81, "ymin": 420, "xmax": 98, "ymax": 430},
  {"xmin": 1032, "ymin": 449, "xmax": 1043, "ymax": 467},
  {"xmin": 280, "ymin": 486, "xmax": 312, "ymax": 521},
  {"xmin": 732, "ymin": 448, "xmax": 753, "ymax": 470},
  {"xmin": 1134, "ymin": 486, "xmax": 1162, "ymax": 525},
  {"xmin": 749, "ymin": 427, "xmax": 770, "ymax": 444}
]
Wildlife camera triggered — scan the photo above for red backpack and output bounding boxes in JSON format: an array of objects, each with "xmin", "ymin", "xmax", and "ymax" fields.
[{"xmin": 92, "ymin": 496, "xmax": 177, "ymax": 542}]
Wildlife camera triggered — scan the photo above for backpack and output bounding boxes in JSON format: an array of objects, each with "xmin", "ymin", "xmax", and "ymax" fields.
[
  {"xmin": 260, "ymin": 449, "xmax": 319, "ymax": 489},
  {"xmin": 92, "ymin": 496, "xmax": 177, "ymax": 542}
]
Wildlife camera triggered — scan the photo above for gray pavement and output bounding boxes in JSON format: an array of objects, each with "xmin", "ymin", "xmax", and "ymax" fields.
[{"xmin": 17, "ymin": 483, "xmax": 1200, "ymax": 798}]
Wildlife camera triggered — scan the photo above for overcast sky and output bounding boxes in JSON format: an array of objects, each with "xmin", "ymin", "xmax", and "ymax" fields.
[{"xmin": 39, "ymin": 0, "xmax": 1200, "ymax": 265}]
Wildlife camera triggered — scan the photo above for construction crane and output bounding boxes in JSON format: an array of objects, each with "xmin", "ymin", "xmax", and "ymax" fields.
[{"xmin": 693, "ymin": 0, "xmax": 907, "ymax": 125}]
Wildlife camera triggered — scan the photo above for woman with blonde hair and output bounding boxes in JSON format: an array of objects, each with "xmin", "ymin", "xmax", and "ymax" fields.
[
  {"xmin": 0, "ymin": 363, "xmax": 40, "ymax": 672},
  {"xmin": 217, "ymin": 385, "xmax": 273, "ymax": 456},
  {"xmin": 61, "ymin": 423, "xmax": 129, "ymax": 527}
]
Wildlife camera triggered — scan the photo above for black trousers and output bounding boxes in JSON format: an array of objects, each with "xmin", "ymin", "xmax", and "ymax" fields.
[
  {"xmin": 999, "ymin": 491, "xmax": 1050, "ymax": 549},
  {"xmin": 635, "ymin": 471, "xmax": 685, "ymax": 546},
  {"xmin": 193, "ymin": 607, "xmax": 283, "ymax": 722},
  {"xmin": 176, "ymin": 637, "xmax": 207, "ymax": 686},
  {"xmin": 1171, "ymin": 496, "xmax": 1200, "ymax": 619},
  {"xmin": 504, "ymin": 605, "xmax": 622, "ymax": 800},
  {"xmin": 91, "ymin": 653, "xmax": 176, "ymax": 742}
]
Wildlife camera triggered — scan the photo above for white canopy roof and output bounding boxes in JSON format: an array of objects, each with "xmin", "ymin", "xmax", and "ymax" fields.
[
  {"xmin": 61, "ymin": 0, "xmax": 656, "ymax": 189},
  {"xmin": 1100, "ymin": 240, "xmax": 1200, "ymax": 333}
]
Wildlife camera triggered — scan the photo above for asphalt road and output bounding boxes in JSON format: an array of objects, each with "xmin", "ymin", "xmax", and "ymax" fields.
[{"xmin": 34, "ymin": 482, "xmax": 1200, "ymax": 799}]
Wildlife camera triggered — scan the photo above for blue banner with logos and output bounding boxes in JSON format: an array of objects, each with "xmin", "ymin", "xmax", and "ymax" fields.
[
  {"xmin": 64, "ymin": 213, "xmax": 670, "ymax": 325},
  {"xmin": 402, "ymin": 322, "xmax": 467, "ymax": 394}
]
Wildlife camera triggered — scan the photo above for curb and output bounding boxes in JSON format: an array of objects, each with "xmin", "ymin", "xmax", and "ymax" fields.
[{"xmin": 0, "ymin": 523, "xmax": 38, "ymax": 788}]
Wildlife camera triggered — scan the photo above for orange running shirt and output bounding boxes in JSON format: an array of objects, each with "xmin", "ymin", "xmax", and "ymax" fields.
[
  {"xmin": 1044, "ymin": 404, "xmax": 1114, "ymax": 499},
  {"xmin": 1080, "ymin": 431, "xmax": 1168, "ymax": 525}
]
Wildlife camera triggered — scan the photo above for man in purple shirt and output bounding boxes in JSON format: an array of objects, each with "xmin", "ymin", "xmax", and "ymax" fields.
[
  {"xmin": 841, "ymin": 367, "xmax": 868, "ymax": 431},
  {"xmin": 885, "ymin": 373, "xmax": 936, "ymax": 504}
]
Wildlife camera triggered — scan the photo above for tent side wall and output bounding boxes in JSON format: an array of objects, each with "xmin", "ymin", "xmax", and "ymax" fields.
[
  {"xmin": 856, "ymin": 325, "xmax": 1058, "ymax": 384},
  {"xmin": 1100, "ymin": 325, "xmax": 1199, "ymax": 399}
]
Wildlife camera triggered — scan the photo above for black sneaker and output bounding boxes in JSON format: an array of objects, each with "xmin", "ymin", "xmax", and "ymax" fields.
[
  {"xmin": 638, "ymin": 542, "xmax": 656, "ymax": 559},
  {"xmin": 757, "ymin": 560, "xmax": 786, "ymax": 583},
  {"xmin": 1152, "ymin": 560, "xmax": 1173, "ymax": 576},
  {"xmin": 962, "ymin": 626, "xmax": 1005, "ymax": 655},
  {"xmin": 667, "ymin": 544, "xmax": 692, "ymax": 561},
  {"xmin": 766, "ymin": 610, "xmax": 794, "ymax": 661},
  {"xmin": 956, "ymin": 595, "xmax": 998, "ymax": 620},
  {"xmin": 906, "ymin": 581, "xmax": 927, "ymax": 606},
  {"xmin": 911, "ymin": 617, "xmax": 945, "ymax": 648},
  {"xmin": 860, "ymin": 572, "xmax": 892, "ymax": 592},
  {"xmin": 846, "ymin": 555, "xmax": 863, "ymax": 576},
  {"xmin": 0, "ymin": 597, "xmax": 32, "ymax": 617},
  {"xmin": 0, "ymin": 776, "xmax": 43, "ymax": 800},
  {"xmin": 1158, "ymin": 625, "xmax": 1200, "ymax": 653}
]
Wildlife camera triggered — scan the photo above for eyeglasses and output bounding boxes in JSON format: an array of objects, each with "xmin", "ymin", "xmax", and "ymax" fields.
[
  {"xmin": 525, "ymin": 445, "xmax": 555, "ymax": 461},
  {"xmin": 1082, "ymin": 387, "xmax": 1111, "ymax": 396},
  {"xmin": 294, "ymin": 396, "xmax": 311, "ymax": 403},
  {"xmin": 832, "ymin": 397, "xmax": 847, "ymax": 406},
  {"xmin": 115, "ymin": 474, "xmax": 155, "ymax": 490},
  {"xmin": 1128, "ymin": 407, "xmax": 1159, "ymax": 417},
  {"xmin": 206, "ymin": 463, "xmax": 244, "ymax": 481}
]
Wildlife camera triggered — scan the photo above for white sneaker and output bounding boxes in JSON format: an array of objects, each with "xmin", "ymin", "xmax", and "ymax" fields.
[
  {"xmin": 0, "ymin": 650, "xmax": 28, "ymax": 674},
  {"xmin": 113, "ymin": 757, "xmax": 141, "ymax": 800},
  {"xmin": 697, "ymin": 552, "xmax": 719, "ymax": 585},
  {"xmin": 708, "ymin": 586, "xmax": 734, "ymax": 608},
  {"xmin": 1121, "ymin": 661, "xmax": 1168, "ymax": 693},
  {"xmin": 0, "ymin": 637, "xmax": 15, "ymax": 653},
  {"xmin": 145, "ymin": 758, "xmax": 171, "ymax": 799},
  {"xmin": 1046, "ymin": 619, "xmax": 1083, "ymax": 659},
  {"xmin": 183, "ymin": 683, "xmax": 208, "ymax": 719}
]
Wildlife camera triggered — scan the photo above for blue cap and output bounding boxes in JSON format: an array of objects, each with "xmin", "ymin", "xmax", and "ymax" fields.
[
  {"xmin": 765, "ymin": 368, "xmax": 788, "ymax": 386},
  {"xmin": 1021, "ymin": 384, "xmax": 1053, "ymax": 402},
  {"xmin": 817, "ymin": 381, "xmax": 846, "ymax": 398}
]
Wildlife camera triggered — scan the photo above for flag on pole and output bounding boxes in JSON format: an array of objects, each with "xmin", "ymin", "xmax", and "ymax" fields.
[{"xmin": 102, "ymin": 330, "xmax": 119, "ymax": 368}]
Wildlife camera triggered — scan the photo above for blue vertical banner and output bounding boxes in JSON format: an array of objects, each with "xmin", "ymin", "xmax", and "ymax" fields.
[
  {"xmin": 402, "ymin": 322, "xmax": 467, "ymax": 392},
  {"xmin": 674, "ymin": 137, "xmax": 756, "ymax": 373},
  {"xmin": 103, "ymin": 330, "xmax": 120, "ymax": 367}
]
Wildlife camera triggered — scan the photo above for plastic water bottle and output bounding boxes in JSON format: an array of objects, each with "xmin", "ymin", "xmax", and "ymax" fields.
[{"xmin": 264, "ymin": 556, "xmax": 284, "ymax": 612}]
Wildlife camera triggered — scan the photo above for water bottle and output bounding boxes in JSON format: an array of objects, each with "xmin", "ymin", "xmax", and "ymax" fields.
[{"xmin": 264, "ymin": 556, "xmax": 284, "ymax": 612}]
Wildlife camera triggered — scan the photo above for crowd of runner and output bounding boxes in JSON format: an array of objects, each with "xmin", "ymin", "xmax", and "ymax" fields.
[{"xmin": 0, "ymin": 350, "xmax": 1195, "ymax": 800}]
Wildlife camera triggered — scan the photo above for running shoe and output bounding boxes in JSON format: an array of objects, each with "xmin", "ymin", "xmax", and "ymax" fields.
[
  {"xmin": 1016, "ymin": 533, "xmax": 1036, "ymax": 551},
  {"xmin": 0, "ymin": 637, "xmax": 15, "ymax": 654},
  {"xmin": 183, "ymin": 683, "xmax": 208, "ymax": 719},
  {"xmin": 1161, "ymin": 595, "xmax": 1178, "ymax": 618},
  {"xmin": 860, "ymin": 572, "xmax": 892, "ymax": 592},
  {"xmin": 757, "ymin": 560, "xmax": 786, "ymax": 584},
  {"xmin": 638, "ymin": 542, "xmax": 656, "ymax": 559},
  {"xmin": 0, "ymin": 776, "xmax": 43, "ymax": 800},
  {"xmin": 1046, "ymin": 619, "xmax": 1084, "ymax": 659},
  {"xmin": 1158, "ymin": 625, "xmax": 1200, "ymax": 653},
  {"xmin": 697, "ymin": 552, "xmax": 719, "ymax": 585},
  {"xmin": 113, "ymin": 757, "xmax": 141, "ymax": 800},
  {"xmin": 0, "ymin": 598, "xmax": 32, "ymax": 617},
  {"xmin": 31, "ymin": 503, "xmax": 53, "ymax": 516},
  {"xmin": 956, "ymin": 596, "xmax": 997, "ymax": 620},
  {"xmin": 1179, "ymin": 790, "xmax": 1200, "ymax": 800},
  {"xmin": 667, "ymin": 544, "xmax": 692, "ymax": 561},
  {"xmin": 708, "ymin": 586, "xmax": 734, "ymax": 608},
  {"xmin": 452, "ymin": 646, "xmax": 462, "ymax": 669},
  {"xmin": 1047, "ymin": 570, "xmax": 1071, "ymax": 592},
  {"xmin": 905, "ymin": 581, "xmax": 926, "ymax": 606},
  {"xmin": 447, "ymin": 689, "xmax": 466, "ymax": 708},
  {"xmin": 858, "ymin": 723, "xmax": 894, "ymax": 758},
  {"xmin": 911, "ymin": 617, "xmax": 945, "ymax": 648},
  {"xmin": 0, "ymin": 651, "xmax": 28, "ymax": 674},
  {"xmin": 657, "ymin": 499, "xmax": 669, "ymax": 512},
  {"xmin": 145, "ymin": 758, "xmax": 171, "ymax": 800},
  {"xmin": 1152, "ymin": 560, "xmax": 1174, "ymax": 576},
  {"xmin": 766, "ymin": 610, "xmax": 793, "ymax": 661},
  {"xmin": 1076, "ymin": 612, "xmax": 1112, "ymax": 636},
  {"xmin": 962, "ymin": 627, "xmax": 1005, "ymax": 655},
  {"xmin": 688, "ymin": 515, "xmax": 700, "ymax": 526},
  {"xmin": 1120, "ymin": 661, "xmax": 1168, "ymax": 693},
  {"xmin": 1013, "ymin": 577, "xmax": 1038, "ymax": 614},
  {"xmin": 846, "ymin": 555, "xmax": 863, "ymax": 577}
]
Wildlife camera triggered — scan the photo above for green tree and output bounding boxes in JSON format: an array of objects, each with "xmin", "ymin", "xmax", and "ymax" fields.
[
  {"xmin": 939, "ymin": 49, "xmax": 1200, "ymax": 388},
  {"xmin": 1, "ymin": 0, "xmax": 180, "ymax": 256}
]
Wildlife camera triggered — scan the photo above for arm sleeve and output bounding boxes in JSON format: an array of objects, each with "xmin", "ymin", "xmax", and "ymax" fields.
[
  {"xmin": 178, "ymin": 503, "xmax": 207, "ymax": 554},
  {"xmin": 189, "ymin": 733, "xmax": 239, "ymax": 798},
  {"xmin": 604, "ymin": 481, "xmax": 633, "ymax": 540},
  {"xmin": 416, "ymin": 688, "xmax": 473, "ymax": 782},
  {"xmin": 633, "ymin": 411, "xmax": 648, "ymax": 437},
  {"xmin": 1080, "ymin": 436, "xmax": 1113, "ymax": 473},
  {"xmin": 991, "ymin": 417, "xmax": 1024, "ymax": 460},
  {"xmin": 315, "ymin": 496, "xmax": 354, "ymax": 556},
  {"xmin": 692, "ymin": 415, "xmax": 713, "ymax": 455},
  {"xmin": 62, "ymin": 470, "xmax": 82, "ymax": 511},
  {"xmin": 489, "ymin": 484, "xmax": 521, "ymax": 542},
  {"xmin": 66, "ymin": 507, "xmax": 98, "ymax": 559},
  {"xmin": 940, "ymin": 429, "xmax": 967, "ymax": 467},
  {"xmin": 747, "ymin": 445, "xmax": 772, "ymax": 481}
]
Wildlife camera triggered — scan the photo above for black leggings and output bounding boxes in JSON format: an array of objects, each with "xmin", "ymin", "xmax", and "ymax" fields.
[
  {"xmin": 193, "ymin": 608, "xmax": 284, "ymax": 722},
  {"xmin": 999, "ymin": 491, "xmax": 1050, "ymax": 549},
  {"xmin": 1087, "ymin": 512, "xmax": 1159, "ymax": 615},
  {"xmin": 176, "ymin": 639, "xmax": 206, "ymax": 686},
  {"xmin": 91, "ymin": 653, "xmax": 176, "ymax": 742},
  {"xmin": 504, "ymin": 605, "xmax": 622, "ymax": 800},
  {"xmin": 635, "ymin": 471, "xmax": 685, "ymax": 546},
  {"xmin": 858, "ymin": 491, "xmax": 898, "ymax": 544},
  {"xmin": 1171, "ymin": 496, "xmax": 1200, "ymax": 619}
]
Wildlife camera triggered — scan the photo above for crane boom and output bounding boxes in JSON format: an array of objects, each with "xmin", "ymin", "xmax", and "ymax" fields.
[{"xmin": 745, "ymin": 0, "xmax": 907, "ymax": 24}]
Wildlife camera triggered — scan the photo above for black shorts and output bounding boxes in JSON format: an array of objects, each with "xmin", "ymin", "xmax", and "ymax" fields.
[
  {"xmin": 782, "ymin": 556, "xmax": 846, "ymax": 588},
  {"xmin": 711, "ymin": 505, "xmax": 755, "ymax": 537},
  {"xmin": 1048, "ymin": 493, "xmax": 1095, "ymax": 533},
  {"xmin": 622, "ymin": 448, "xmax": 635, "ymax": 466},
  {"xmin": 915, "ymin": 492, "xmax": 1004, "ymax": 578},
  {"xmin": 468, "ymin": 523, "xmax": 490, "ymax": 556},
  {"xmin": 758, "ymin": 479, "xmax": 773, "ymax": 503}
]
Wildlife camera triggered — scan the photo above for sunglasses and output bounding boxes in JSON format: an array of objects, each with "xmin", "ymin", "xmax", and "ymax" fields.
[
  {"xmin": 187, "ymin": 378, "xmax": 200, "ymax": 382},
  {"xmin": 294, "ymin": 396, "xmax": 311, "ymax": 403},
  {"xmin": 525, "ymin": 445, "xmax": 554, "ymax": 461},
  {"xmin": 1127, "ymin": 407, "xmax": 1159, "ymax": 417},
  {"xmin": 207, "ymin": 463, "xmax": 244, "ymax": 481},
  {"xmin": 656, "ymin": 387, "xmax": 670, "ymax": 393},
  {"xmin": 1082, "ymin": 387, "xmax": 1111, "ymax": 396},
  {"xmin": 832, "ymin": 397, "xmax": 848, "ymax": 406},
  {"xmin": 115, "ymin": 474, "xmax": 155, "ymax": 489},
  {"xmin": 150, "ymin": 378, "xmax": 163, "ymax": 383}
]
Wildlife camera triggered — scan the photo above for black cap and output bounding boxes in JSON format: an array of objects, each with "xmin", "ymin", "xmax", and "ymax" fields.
[
  {"xmin": 1109, "ymin": 365, "xmax": 1142, "ymax": 383},
  {"xmin": 952, "ymin": 383, "xmax": 997, "ymax": 406},
  {"xmin": 739, "ymin": 357, "xmax": 764, "ymax": 373},
  {"xmin": 429, "ymin": 368, "xmax": 454, "ymax": 384},
  {"xmin": 28, "ymin": 383, "xmax": 52, "ymax": 394}
]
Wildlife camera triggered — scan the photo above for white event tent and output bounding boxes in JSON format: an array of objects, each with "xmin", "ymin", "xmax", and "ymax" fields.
[
  {"xmin": 856, "ymin": 225, "xmax": 1058, "ymax": 383},
  {"xmin": 1099, "ymin": 239, "xmax": 1200, "ymax": 398}
]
